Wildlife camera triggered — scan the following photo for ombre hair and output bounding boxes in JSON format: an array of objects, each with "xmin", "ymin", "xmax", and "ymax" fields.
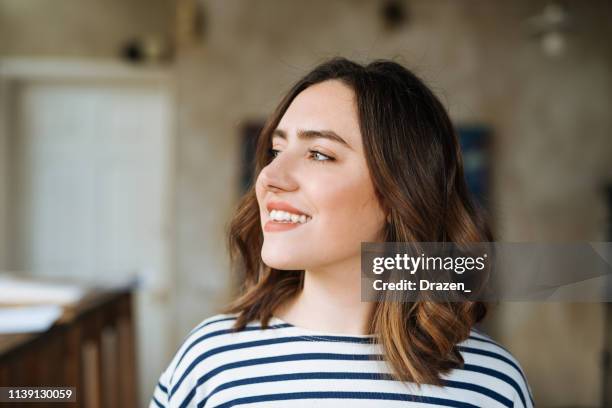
[{"xmin": 223, "ymin": 57, "xmax": 492, "ymax": 385}]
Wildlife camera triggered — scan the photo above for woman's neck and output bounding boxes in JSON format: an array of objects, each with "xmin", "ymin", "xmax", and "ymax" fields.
[{"xmin": 274, "ymin": 256, "xmax": 375, "ymax": 335}]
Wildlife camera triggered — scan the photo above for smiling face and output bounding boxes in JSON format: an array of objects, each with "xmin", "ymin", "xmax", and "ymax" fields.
[{"xmin": 255, "ymin": 79, "xmax": 387, "ymax": 271}]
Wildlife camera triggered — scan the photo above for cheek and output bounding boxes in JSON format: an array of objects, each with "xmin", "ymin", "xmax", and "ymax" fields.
[{"xmin": 314, "ymin": 174, "xmax": 385, "ymax": 239}]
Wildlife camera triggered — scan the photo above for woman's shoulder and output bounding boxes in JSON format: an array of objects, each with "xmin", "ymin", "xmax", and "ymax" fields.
[
  {"xmin": 453, "ymin": 328, "xmax": 535, "ymax": 408},
  {"xmin": 168, "ymin": 313, "xmax": 244, "ymax": 373},
  {"xmin": 150, "ymin": 313, "xmax": 241, "ymax": 407},
  {"xmin": 151, "ymin": 313, "xmax": 293, "ymax": 407}
]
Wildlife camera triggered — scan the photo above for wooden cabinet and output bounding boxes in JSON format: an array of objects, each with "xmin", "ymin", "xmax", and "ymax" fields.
[{"xmin": 0, "ymin": 289, "xmax": 137, "ymax": 407}]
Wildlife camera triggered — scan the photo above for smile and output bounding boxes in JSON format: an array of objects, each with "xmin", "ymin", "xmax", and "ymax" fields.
[
  {"xmin": 264, "ymin": 201, "xmax": 312, "ymax": 232},
  {"xmin": 269, "ymin": 209, "xmax": 311, "ymax": 224},
  {"xmin": 264, "ymin": 210, "xmax": 312, "ymax": 233}
]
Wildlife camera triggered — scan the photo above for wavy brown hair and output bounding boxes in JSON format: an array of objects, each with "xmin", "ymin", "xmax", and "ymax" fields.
[{"xmin": 223, "ymin": 57, "xmax": 492, "ymax": 385}]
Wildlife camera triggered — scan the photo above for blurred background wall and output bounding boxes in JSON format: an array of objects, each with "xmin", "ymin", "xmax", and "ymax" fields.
[{"xmin": 1, "ymin": 0, "xmax": 611, "ymax": 407}]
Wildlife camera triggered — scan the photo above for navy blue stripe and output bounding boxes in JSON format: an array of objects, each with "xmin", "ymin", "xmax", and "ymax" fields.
[
  {"xmin": 199, "ymin": 372, "xmax": 392, "ymax": 407},
  {"xmin": 443, "ymin": 380, "xmax": 513, "ymax": 407},
  {"xmin": 170, "ymin": 323, "xmax": 292, "ymax": 384},
  {"xmin": 287, "ymin": 333, "xmax": 375, "ymax": 344},
  {"xmin": 176, "ymin": 322, "xmax": 290, "ymax": 366},
  {"xmin": 151, "ymin": 395, "xmax": 164, "ymax": 408},
  {"xmin": 211, "ymin": 391, "xmax": 480, "ymax": 408},
  {"xmin": 157, "ymin": 382, "xmax": 168, "ymax": 394},
  {"xmin": 463, "ymin": 363, "xmax": 527, "ymax": 407},
  {"xmin": 467, "ymin": 335, "xmax": 523, "ymax": 371},
  {"xmin": 188, "ymin": 316, "xmax": 238, "ymax": 337},
  {"xmin": 458, "ymin": 346, "xmax": 523, "ymax": 378},
  {"xmin": 175, "ymin": 353, "xmax": 383, "ymax": 408},
  {"xmin": 199, "ymin": 372, "xmax": 512, "ymax": 408},
  {"xmin": 170, "ymin": 334, "xmax": 374, "ymax": 397}
]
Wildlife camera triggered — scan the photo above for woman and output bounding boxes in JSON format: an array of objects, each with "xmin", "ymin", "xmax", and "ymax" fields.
[{"xmin": 151, "ymin": 58, "xmax": 533, "ymax": 408}]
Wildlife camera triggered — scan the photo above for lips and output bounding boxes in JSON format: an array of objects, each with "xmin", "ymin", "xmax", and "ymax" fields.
[{"xmin": 264, "ymin": 220, "xmax": 305, "ymax": 232}]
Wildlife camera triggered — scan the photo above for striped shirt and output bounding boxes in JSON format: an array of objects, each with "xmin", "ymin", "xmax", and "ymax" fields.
[{"xmin": 150, "ymin": 313, "xmax": 534, "ymax": 408}]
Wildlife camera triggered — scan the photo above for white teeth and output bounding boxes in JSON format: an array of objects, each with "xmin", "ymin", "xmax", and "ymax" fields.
[{"xmin": 269, "ymin": 209, "xmax": 311, "ymax": 224}]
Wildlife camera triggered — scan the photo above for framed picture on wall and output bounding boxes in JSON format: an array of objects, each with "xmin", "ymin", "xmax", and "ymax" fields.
[{"xmin": 457, "ymin": 125, "xmax": 491, "ymax": 210}]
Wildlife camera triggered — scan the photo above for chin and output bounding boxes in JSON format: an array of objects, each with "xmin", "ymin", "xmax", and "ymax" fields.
[
  {"xmin": 261, "ymin": 247, "xmax": 307, "ymax": 270},
  {"xmin": 261, "ymin": 256, "xmax": 298, "ymax": 271}
]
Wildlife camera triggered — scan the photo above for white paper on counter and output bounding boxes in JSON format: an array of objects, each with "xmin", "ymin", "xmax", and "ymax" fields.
[
  {"xmin": 0, "ymin": 305, "xmax": 63, "ymax": 334},
  {"xmin": 0, "ymin": 275, "xmax": 85, "ymax": 306}
]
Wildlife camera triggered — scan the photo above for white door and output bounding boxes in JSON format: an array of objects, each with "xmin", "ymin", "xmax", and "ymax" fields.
[{"xmin": 9, "ymin": 79, "xmax": 174, "ymax": 406}]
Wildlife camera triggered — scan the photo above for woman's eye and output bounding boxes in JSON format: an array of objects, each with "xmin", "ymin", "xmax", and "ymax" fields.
[
  {"xmin": 309, "ymin": 150, "xmax": 333, "ymax": 162},
  {"xmin": 268, "ymin": 148, "xmax": 333, "ymax": 162},
  {"xmin": 268, "ymin": 148, "xmax": 280, "ymax": 158}
]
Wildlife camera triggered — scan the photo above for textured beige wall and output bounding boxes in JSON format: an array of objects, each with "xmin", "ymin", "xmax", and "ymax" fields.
[
  {"xmin": 0, "ymin": 0, "xmax": 174, "ymax": 57},
  {"xmin": 2, "ymin": 0, "xmax": 611, "ymax": 406}
]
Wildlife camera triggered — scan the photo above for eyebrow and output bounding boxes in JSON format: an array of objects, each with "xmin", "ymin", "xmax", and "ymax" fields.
[{"xmin": 272, "ymin": 129, "xmax": 353, "ymax": 150}]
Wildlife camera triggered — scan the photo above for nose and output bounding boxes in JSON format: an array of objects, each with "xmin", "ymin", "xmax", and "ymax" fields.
[{"xmin": 258, "ymin": 153, "xmax": 299, "ymax": 193}]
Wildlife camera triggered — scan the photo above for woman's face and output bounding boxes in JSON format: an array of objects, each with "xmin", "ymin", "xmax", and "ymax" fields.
[{"xmin": 255, "ymin": 79, "xmax": 387, "ymax": 271}]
